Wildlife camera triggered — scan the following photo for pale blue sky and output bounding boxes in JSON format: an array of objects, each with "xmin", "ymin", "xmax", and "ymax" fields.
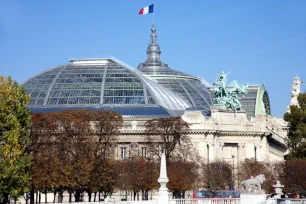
[{"xmin": 0, "ymin": 0, "xmax": 305, "ymax": 117}]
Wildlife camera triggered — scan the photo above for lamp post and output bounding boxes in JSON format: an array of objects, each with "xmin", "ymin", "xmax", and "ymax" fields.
[{"xmin": 232, "ymin": 154, "xmax": 235, "ymax": 190}]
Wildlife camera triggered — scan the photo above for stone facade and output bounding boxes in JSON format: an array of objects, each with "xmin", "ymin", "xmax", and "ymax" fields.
[{"xmin": 116, "ymin": 108, "xmax": 287, "ymax": 163}]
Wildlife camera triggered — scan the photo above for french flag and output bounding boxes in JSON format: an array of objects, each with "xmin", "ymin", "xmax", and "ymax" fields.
[{"xmin": 139, "ymin": 4, "xmax": 154, "ymax": 15}]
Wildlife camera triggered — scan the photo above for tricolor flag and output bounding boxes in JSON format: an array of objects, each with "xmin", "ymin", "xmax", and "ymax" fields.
[{"xmin": 139, "ymin": 4, "xmax": 154, "ymax": 15}]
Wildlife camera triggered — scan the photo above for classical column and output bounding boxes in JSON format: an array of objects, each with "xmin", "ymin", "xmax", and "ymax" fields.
[
  {"xmin": 261, "ymin": 136, "xmax": 268, "ymax": 161},
  {"xmin": 208, "ymin": 143, "xmax": 215, "ymax": 162},
  {"xmin": 255, "ymin": 144, "xmax": 261, "ymax": 161},
  {"xmin": 218, "ymin": 142, "xmax": 225, "ymax": 160},
  {"xmin": 196, "ymin": 140, "xmax": 206, "ymax": 161},
  {"xmin": 203, "ymin": 139, "xmax": 208, "ymax": 162},
  {"xmin": 238, "ymin": 143, "xmax": 245, "ymax": 162}
]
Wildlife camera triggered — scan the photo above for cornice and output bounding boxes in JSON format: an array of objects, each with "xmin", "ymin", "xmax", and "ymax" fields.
[{"xmin": 119, "ymin": 129, "xmax": 271, "ymax": 137}]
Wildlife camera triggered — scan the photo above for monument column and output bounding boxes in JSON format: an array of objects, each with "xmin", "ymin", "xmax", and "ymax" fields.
[{"xmin": 158, "ymin": 152, "xmax": 169, "ymax": 204}]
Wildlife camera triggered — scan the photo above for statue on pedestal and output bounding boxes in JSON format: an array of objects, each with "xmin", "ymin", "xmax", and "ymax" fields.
[
  {"xmin": 213, "ymin": 71, "xmax": 248, "ymax": 112},
  {"xmin": 240, "ymin": 174, "xmax": 266, "ymax": 194},
  {"xmin": 287, "ymin": 75, "xmax": 303, "ymax": 112}
]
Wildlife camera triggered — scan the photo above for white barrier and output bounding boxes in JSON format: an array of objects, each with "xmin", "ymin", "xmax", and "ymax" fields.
[
  {"xmin": 169, "ymin": 198, "xmax": 240, "ymax": 204},
  {"xmin": 71, "ymin": 201, "xmax": 157, "ymax": 204},
  {"xmin": 276, "ymin": 199, "xmax": 306, "ymax": 204}
]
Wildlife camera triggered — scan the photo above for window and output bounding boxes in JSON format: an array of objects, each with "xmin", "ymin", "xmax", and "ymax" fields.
[
  {"xmin": 141, "ymin": 147, "xmax": 147, "ymax": 158},
  {"xmin": 121, "ymin": 147, "xmax": 127, "ymax": 160}
]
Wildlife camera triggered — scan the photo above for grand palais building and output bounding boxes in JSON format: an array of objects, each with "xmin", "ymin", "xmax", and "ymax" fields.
[{"xmin": 22, "ymin": 25, "xmax": 287, "ymax": 164}]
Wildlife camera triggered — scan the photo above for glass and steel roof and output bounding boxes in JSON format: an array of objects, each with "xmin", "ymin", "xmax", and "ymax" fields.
[
  {"xmin": 29, "ymin": 106, "xmax": 172, "ymax": 117},
  {"xmin": 23, "ymin": 58, "xmax": 191, "ymax": 116},
  {"xmin": 138, "ymin": 25, "xmax": 212, "ymax": 111},
  {"xmin": 241, "ymin": 85, "xmax": 271, "ymax": 117}
]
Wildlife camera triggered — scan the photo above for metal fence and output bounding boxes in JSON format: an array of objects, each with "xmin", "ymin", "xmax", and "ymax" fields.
[
  {"xmin": 276, "ymin": 199, "xmax": 306, "ymax": 204},
  {"xmin": 169, "ymin": 198, "xmax": 240, "ymax": 204}
]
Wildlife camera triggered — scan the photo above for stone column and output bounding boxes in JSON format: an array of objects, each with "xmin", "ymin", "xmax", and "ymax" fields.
[
  {"xmin": 255, "ymin": 144, "xmax": 261, "ymax": 161},
  {"xmin": 218, "ymin": 142, "xmax": 225, "ymax": 160},
  {"xmin": 203, "ymin": 140, "xmax": 208, "ymax": 162},
  {"xmin": 260, "ymin": 136, "xmax": 268, "ymax": 161},
  {"xmin": 158, "ymin": 152, "xmax": 169, "ymax": 204},
  {"xmin": 197, "ymin": 141, "xmax": 206, "ymax": 161},
  {"xmin": 208, "ymin": 143, "xmax": 215, "ymax": 162},
  {"xmin": 238, "ymin": 143, "xmax": 245, "ymax": 162},
  {"xmin": 245, "ymin": 143, "xmax": 256, "ymax": 159}
]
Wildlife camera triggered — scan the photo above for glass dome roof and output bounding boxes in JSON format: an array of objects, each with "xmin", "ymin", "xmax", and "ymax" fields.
[
  {"xmin": 138, "ymin": 25, "xmax": 212, "ymax": 111},
  {"xmin": 23, "ymin": 58, "xmax": 191, "ymax": 116}
]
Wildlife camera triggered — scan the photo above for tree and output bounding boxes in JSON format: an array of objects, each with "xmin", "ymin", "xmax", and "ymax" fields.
[
  {"xmin": 174, "ymin": 143, "xmax": 201, "ymax": 163},
  {"xmin": 87, "ymin": 110, "xmax": 122, "ymax": 201},
  {"xmin": 88, "ymin": 159, "xmax": 119, "ymax": 202},
  {"xmin": 30, "ymin": 111, "xmax": 95, "ymax": 202},
  {"xmin": 30, "ymin": 110, "xmax": 123, "ymax": 203},
  {"xmin": 115, "ymin": 156, "xmax": 159, "ymax": 201},
  {"xmin": 140, "ymin": 157, "xmax": 159, "ymax": 200},
  {"xmin": 30, "ymin": 112, "xmax": 57, "ymax": 203},
  {"xmin": 168, "ymin": 160, "xmax": 198, "ymax": 198},
  {"xmin": 30, "ymin": 112, "xmax": 68, "ymax": 203},
  {"xmin": 200, "ymin": 161, "xmax": 232, "ymax": 191},
  {"xmin": 0, "ymin": 76, "xmax": 31, "ymax": 204},
  {"xmin": 92, "ymin": 110, "xmax": 122, "ymax": 159},
  {"xmin": 284, "ymin": 93, "xmax": 306, "ymax": 159},
  {"xmin": 49, "ymin": 110, "xmax": 95, "ymax": 202},
  {"xmin": 144, "ymin": 117, "xmax": 190, "ymax": 161},
  {"xmin": 280, "ymin": 160, "xmax": 306, "ymax": 194}
]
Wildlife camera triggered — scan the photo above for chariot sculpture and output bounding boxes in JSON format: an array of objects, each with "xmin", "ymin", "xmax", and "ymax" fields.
[
  {"xmin": 213, "ymin": 71, "xmax": 248, "ymax": 112},
  {"xmin": 240, "ymin": 174, "xmax": 266, "ymax": 194}
]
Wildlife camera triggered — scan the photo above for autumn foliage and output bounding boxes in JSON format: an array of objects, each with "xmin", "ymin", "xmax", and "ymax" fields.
[
  {"xmin": 116, "ymin": 157, "xmax": 159, "ymax": 200},
  {"xmin": 279, "ymin": 160, "xmax": 306, "ymax": 194},
  {"xmin": 168, "ymin": 160, "xmax": 198, "ymax": 198},
  {"xmin": 4, "ymin": 100, "xmax": 305, "ymax": 201},
  {"xmin": 144, "ymin": 116, "xmax": 200, "ymax": 199},
  {"xmin": 200, "ymin": 161, "xmax": 233, "ymax": 191},
  {"xmin": 144, "ymin": 117, "xmax": 190, "ymax": 161},
  {"xmin": 30, "ymin": 110, "xmax": 122, "ymax": 202}
]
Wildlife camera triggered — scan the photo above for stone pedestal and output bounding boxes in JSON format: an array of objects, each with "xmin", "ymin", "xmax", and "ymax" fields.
[
  {"xmin": 273, "ymin": 181, "xmax": 284, "ymax": 199},
  {"xmin": 240, "ymin": 194, "xmax": 266, "ymax": 204}
]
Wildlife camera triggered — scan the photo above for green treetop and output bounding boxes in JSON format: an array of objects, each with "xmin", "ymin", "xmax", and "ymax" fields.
[
  {"xmin": 0, "ymin": 76, "xmax": 31, "ymax": 203},
  {"xmin": 284, "ymin": 93, "xmax": 306, "ymax": 159}
]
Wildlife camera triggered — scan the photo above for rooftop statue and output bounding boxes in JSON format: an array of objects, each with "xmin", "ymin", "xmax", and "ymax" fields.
[
  {"xmin": 213, "ymin": 71, "xmax": 248, "ymax": 112},
  {"xmin": 287, "ymin": 75, "xmax": 303, "ymax": 112}
]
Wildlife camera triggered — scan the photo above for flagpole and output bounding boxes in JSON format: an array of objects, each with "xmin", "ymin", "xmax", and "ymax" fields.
[{"xmin": 152, "ymin": 3, "xmax": 155, "ymax": 25}]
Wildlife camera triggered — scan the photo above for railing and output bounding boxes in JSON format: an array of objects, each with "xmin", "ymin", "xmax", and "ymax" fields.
[
  {"xmin": 169, "ymin": 198, "xmax": 240, "ymax": 204},
  {"xmin": 276, "ymin": 199, "xmax": 306, "ymax": 204},
  {"xmin": 71, "ymin": 201, "xmax": 157, "ymax": 204}
]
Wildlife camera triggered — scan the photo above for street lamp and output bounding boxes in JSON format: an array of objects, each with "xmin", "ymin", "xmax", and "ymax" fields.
[{"xmin": 231, "ymin": 154, "xmax": 235, "ymax": 190}]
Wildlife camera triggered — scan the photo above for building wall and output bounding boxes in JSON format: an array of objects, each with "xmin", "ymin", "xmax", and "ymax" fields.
[{"xmin": 116, "ymin": 109, "xmax": 287, "ymax": 163}]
